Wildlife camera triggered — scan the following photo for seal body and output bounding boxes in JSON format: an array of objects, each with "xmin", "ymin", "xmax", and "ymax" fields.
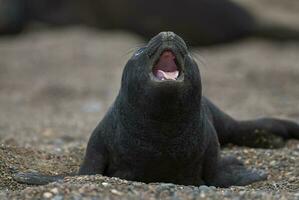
[{"xmin": 79, "ymin": 32, "xmax": 299, "ymax": 187}]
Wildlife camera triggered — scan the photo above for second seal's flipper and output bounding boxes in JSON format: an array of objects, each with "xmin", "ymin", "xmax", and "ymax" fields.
[{"xmin": 13, "ymin": 172, "xmax": 64, "ymax": 185}]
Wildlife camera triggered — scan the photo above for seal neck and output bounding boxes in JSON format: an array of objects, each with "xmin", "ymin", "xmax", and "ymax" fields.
[{"xmin": 116, "ymin": 86, "xmax": 202, "ymax": 139}]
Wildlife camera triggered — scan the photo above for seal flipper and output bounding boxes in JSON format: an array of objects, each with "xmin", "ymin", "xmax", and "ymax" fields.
[
  {"xmin": 13, "ymin": 172, "xmax": 64, "ymax": 185},
  {"xmin": 202, "ymin": 134, "xmax": 267, "ymax": 187},
  {"xmin": 229, "ymin": 118, "xmax": 299, "ymax": 148},
  {"xmin": 207, "ymin": 156, "xmax": 267, "ymax": 187},
  {"xmin": 78, "ymin": 112, "xmax": 111, "ymax": 175},
  {"xmin": 204, "ymin": 97, "xmax": 299, "ymax": 148}
]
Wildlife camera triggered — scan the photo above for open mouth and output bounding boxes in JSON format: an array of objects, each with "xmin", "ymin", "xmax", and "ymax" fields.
[{"xmin": 152, "ymin": 50, "xmax": 181, "ymax": 81}]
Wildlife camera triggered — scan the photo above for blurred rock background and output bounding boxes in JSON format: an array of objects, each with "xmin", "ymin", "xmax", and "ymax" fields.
[{"xmin": 1, "ymin": 0, "xmax": 299, "ymax": 45}]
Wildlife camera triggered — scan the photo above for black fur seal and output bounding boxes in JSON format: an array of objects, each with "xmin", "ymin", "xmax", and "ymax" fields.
[
  {"xmin": 2, "ymin": 0, "xmax": 299, "ymax": 45},
  {"xmin": 14, "ymin": 32, "xmax": 299, "ymax": 187}
]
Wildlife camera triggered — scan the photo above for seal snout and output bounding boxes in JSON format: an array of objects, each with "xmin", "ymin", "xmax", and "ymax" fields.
[
  {"xmin": 147, "ymin": 32, "xmax": 187, "ymax": 82},
  {"xmin": 147, "ymin": 32, "xmax": 188, "ymax": 58}
]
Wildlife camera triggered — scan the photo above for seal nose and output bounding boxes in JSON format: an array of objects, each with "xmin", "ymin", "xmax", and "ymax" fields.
[
  {"xmin": 147, "ymin": 31, "xmax": 188, "ymax": 57},
  {"xmin": 159, "ymin": 31, "xmax": 176, "ymax": 41}
]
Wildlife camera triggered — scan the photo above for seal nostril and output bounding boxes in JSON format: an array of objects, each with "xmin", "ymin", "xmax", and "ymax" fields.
[
  {"xmin": 148, "ymin": 33, "xmax": 186, "ymax": 55},
  {"xmin": 167, "ymin": 32, "xmax": 175, "ymax": 40},
  {"xmin": 159, "ymin": 31, "xmax": 176, "ymax": 42}
]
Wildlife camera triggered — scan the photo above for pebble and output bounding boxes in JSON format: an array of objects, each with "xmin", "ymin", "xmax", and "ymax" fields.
[
  {"xmin": 102, "ymin": 182, "xmax": 110, "ymax": 187},
  {"xmin": 159, "ymin": 183, "xmax": 176, "ymax": 189},
  {"xmin": 198, "ymin": 185, "xmax": 211, "ymax": 192},
  {"xmin": 199, "ymin": 192, "xmax": 206, "ymax": 198},
  {"xmin": 43, "ymin": 192, "xmax": 53, "ymax": 198},
  {"xmin": 50, "ymin": 188, "xmax": 59, "ymax": 194},
  {"xmin": 209, "ymin": 186, "xmax": 216, "ymax": 190},
  {"xmin": 52, "ymin": 195, "xmax": 64, "ymax": 200},
  {"xmin": 270, "ymin": 161, "xmax": 276, "ymax": 166},
  {"xmin": 111, "ymin": 189, "xmax": 123, "ymax": 196}
]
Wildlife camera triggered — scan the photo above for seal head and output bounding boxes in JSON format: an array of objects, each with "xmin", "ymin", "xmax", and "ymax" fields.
[{"xmin": 117, "ymin": 32, "xmax": 202, "ymax": 137}]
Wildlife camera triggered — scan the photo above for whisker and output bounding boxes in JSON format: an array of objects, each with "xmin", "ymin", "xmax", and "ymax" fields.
[
  {"xmin": 190, "ymin": 49, "xmax": 206, "ymax": 67},
  {"xmin": 122, "ymin": 43, "xmax": 146, "ymax": 57}
]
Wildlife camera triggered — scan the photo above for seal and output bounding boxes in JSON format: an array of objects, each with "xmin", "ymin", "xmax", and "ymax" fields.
[
  {"xmin": 1, "ymin": 0, "xmax": 299, "ymax": 45},
  {"xmin": 13, "ymin": 32, "xmax": 299, "ymax": 187},
  {"xmin": 0, "ymin": 0, "xmax": 26, "ymax": 35}
]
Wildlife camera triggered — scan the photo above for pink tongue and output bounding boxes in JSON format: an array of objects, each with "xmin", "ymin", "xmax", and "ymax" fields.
[
  {"xmin": 155, "ymin": 70, "xmax": 179, "ymax": 80},
  {"xmin": 153, "ymin": 51, "xmax": 179, "ymax": 80}
]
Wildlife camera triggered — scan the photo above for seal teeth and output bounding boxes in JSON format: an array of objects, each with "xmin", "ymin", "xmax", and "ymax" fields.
[{"xmin": 155, "ymin": 70, "xmax": 179, "ymax": 80}]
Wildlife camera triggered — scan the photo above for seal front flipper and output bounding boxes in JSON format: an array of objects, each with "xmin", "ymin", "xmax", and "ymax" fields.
[
  {"xmin": 13, "ymin": 122, "xmax": 109, "ymax": 186},
  {"xmin": 207, "ymin": 156, "xmax": 267, "ymax": 187},
  {"xmin": 78, "ymin": 121, "xmax": 109, "ymax": 175},
  {"xmin": 13, "ymin": 172, "xmax": 64, "ymax": 185},
  {"xmin": 201, "ymin": 128, "xmax": 267, "ymax": 187},
  {"xmin": 13, "ymin": 121, "xmax": 109, "ymax": 186}
]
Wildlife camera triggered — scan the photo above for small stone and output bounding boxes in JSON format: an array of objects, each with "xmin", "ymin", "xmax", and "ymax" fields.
[
  {"xmin": 270, "ymin": 160, "xmax": 276, "ymax": 165},
  {"xmin": 50, "ymin": 188, "xmax": 59, "ymax": 194},
  {"xmin": 52, "ymin": 195, "xmax": 64, "ymax": 200},
  {"xmin": 199, "ymin": 192, "xmax": 206, "ymax": 198},
  {"xmin": 43, "ymin": 192, "xmax": 53, "ymax": 198},
  {"xmin": 102, "ymin": 182, "xmax": 110, "ymax": 187},
  {"xmin": 122, "ymin": 180, "xmax": 129, "ymax": 183},
  {"xmin": 239, "ymin": 191, "xmax": 245, "ymax": 196},
  {"xmin": 159, "ymin": 183, "xmax": 176, "ymax": 189},
  {"xmin": 199, "ymin": 185, "xmax": 211, "ymax": 192},
  {"xmin": 111, "ymin": 189, "xmax": 123, "ymax": 196},
  {"xmin": 209, "ymin": 186, "xmax": 216, "ymax": 190}
]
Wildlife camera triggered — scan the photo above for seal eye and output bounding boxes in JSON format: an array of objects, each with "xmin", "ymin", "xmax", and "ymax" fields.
[{"xmin": 152, "ymin": 51, "xmax": 180, "ymax": 80}]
